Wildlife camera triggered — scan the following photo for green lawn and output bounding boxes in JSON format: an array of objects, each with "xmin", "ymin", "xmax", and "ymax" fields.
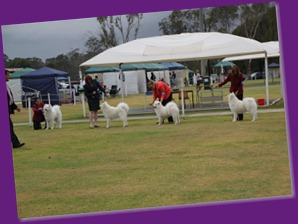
[{"xmin": 12, "ymin": 109, "xmax": 291, "ymax": 218}]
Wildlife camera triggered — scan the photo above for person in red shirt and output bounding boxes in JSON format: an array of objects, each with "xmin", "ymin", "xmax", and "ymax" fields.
[
  {"xmin": 148, "ymin": 80, "xmax": 174, "ymax": 123},
  {"xmin": 214, "ymin": 65, "xmax": 245, "ymax": 120},
  {"xmin": 32, "ymin": 98, "xmax": 45, "ymax": 130}
]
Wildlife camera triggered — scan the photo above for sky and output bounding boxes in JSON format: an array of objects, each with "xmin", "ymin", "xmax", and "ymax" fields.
[{"xmin": 1, "ymin": 11, "xmax": 171, "ymax": 61}]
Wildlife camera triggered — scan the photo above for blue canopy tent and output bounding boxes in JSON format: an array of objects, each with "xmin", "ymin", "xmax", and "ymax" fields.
[
  {"xmin": 268, "ymin": 62, "xmax": 280, "ymax": 68},
  {"xmin": 20, "ymin": 67, "xmax": 70, "ymax": 107}
]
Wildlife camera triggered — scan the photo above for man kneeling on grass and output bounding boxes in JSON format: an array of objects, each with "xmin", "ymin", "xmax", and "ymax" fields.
[{"xmin": 148, "ymin": 80, "xmax": 173, "ymax": 124}]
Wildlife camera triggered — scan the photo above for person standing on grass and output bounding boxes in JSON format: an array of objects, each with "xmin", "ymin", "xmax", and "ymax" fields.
[
  {"xmin": 148, "ymin": 79, "xmax": 174, "ymax": 123},
  {"xmin": 214, "ymin": 64, "xmax": 245, "ymax": 120},
  {"xmin": 32, "ymin": 98, "xmax": 45, "ymax": 130},
  {"xmin": 195, "ymin": 69, "xmax": 202, "ymax": 91},
  {"xmin": 5, "ymin": 69, "xmax": 25, "ymax": 148},
  {"xmin": 84, "ymin": 75, "xmax": 105, "ymax": 129}
]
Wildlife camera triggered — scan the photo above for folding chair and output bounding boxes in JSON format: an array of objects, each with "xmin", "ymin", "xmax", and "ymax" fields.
[{"xmin": 109, "ymin": 85, "xmax": 120, "ymax": 97}]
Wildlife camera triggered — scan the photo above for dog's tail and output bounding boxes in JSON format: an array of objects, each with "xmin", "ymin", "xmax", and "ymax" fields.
[{"xmin": 118, "ymin": 102, "xmax": 129, "ymax": 113}]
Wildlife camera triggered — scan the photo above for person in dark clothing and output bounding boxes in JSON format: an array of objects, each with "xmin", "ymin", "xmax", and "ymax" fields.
[
  {"xmin": 32, "ymin": 98, "xmax": 45, "ymax": 130},
  {"xmin": 150, "ymin": 72, "xmax": 156, "ymax": 81},
  {"xmin": 214, "ymin": 65, "xmax": 245, "ymax": 120},
  {"xmin": 5, "ymin": 69, "xmax": 25, "ymax": 148},
  {"xmin": 84, "ymin": 75, "xmax": 105, "ymax": 128}
]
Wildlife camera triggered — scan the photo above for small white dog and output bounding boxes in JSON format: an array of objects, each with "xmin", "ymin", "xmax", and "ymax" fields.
[
  {"xmin": 227, "ymin": 92, "xmax": 258, "ymax": 122},
  {"xmin": 153, "ymin": 101, "xmax": 180, "ymax": 125},
  {"xmin": 101, "ymin": 101, "xmax": 129, "ymax": 128},
  {"xmin": 43, "ymin": 104, "xmax": 62, "ymax": 130}
]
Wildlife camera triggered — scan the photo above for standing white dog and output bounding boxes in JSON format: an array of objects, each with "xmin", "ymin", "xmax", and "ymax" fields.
[
  {"xmin": 43, "ymin": 104, "xmax": 62, "ymax": 130},
  {"xmin": 153, "ymin": 101, "xmax": 180, "ymax": 125},
  {"xmin": 101, "ymin": 101, "xmax": 129, "ymax": 128},
  {"xmin": 227, "ymin": 92, "xmax": 258, "ymax": 122}
]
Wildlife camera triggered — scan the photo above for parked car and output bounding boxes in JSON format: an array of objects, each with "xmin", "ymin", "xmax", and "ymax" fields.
[
  {"xmin": 58, "ymin": 81, "xmax": 69, "ymax": 89},
  {"xmin": 250, "ymin": 72, "xmax": 265, "ymax": 80}
]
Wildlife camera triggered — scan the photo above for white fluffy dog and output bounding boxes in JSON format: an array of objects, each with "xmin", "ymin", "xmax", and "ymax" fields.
[
  {"xmin": 101, "ymin": 101, "xmax": 129, "ymax": 128},
  {"xmin": 153, "ymin": 101, "xmax": 180, "ymax": 125},
  {"xmin": 227, "ymin": 92, "xmax": 258, "ymax": 122},
  {"xmin": 43, "ymin": 104, "xmax": 62, "ymax": 130}
]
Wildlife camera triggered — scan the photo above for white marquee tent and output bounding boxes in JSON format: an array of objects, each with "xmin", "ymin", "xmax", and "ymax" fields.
[
  {"xmin": 222, "ymin": 41, "xmax": 279, "ymax": 61},
  {"xmin": 81, "ymin": 32, "xmax": 268, "ymax": 67},
  {"xmin": 80, "ymin": 32, "xmax": 271, "ymax": 116}
]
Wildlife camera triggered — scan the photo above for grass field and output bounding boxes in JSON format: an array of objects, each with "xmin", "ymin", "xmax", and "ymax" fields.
[{"xmin": 11, "ymin": 79, "xmax": 291, "ymax": 218}]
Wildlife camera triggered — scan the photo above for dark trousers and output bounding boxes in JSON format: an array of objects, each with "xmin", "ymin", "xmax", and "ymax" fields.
[
  {"xmin": 10, "ymin": 116, "xmax": 21, "ymax": 147},
  {"xmin": 236, "ymin": 93, "xmax": 244, "ymax": 121},
  {"xmin": 33, "ymin": 120, "xmax": 42, "ymax": 130},
  {"xmin": 162, "ymin": 93, "xmax": 174, "ymax": 123}
]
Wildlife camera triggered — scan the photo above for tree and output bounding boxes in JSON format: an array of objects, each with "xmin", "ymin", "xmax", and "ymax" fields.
[
  {"xmin": 67, "ymin": 48, "xmax": 86, "ymax": 81},
  {"xmin": 96, "ymin": 14, "xmax": 143, "ymax": 49},
  {"xmin": 257, "ymin": 6, "xmax": 278, "ymax": 42},
  {"xmin": 4, "ymin": 54, "xmax": 11, "ymax": 67},
  {"xmin": 84, "ymin": 34, "xmax": 103, "ymax": 59},
  {"xmin": 158, "ymin": 6, "xmax": 240, "ymax": 74},
  {"xmin": 45, "ymin": 50, "xmax": 85, "ymax": 81},
  {"xmin": 232, "ymin": 3, "xmax": 277, "ymax": 75},
  {"xmin": 6, "ymin": 57, "xmax": 44, "ymax": 69},
  {"xmin": 26, "ymin": 57, "xmax": 44, "ymax": 69},
  {"xmin": 158, "ymin": 10, "xmax": 201, "ymax": 35},
  {"xmin": 205, "ymin": 6, "xmax": 239, "ymax": 33},
  {"xmin": 237, "ymin": 3, "xmax": 273, "ymax": 39}
]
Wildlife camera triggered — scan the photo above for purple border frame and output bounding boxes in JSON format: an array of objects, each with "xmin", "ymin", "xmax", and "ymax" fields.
[{"xmin": 0, "ymin": 0, "xmax": 297, "ymax": 224}]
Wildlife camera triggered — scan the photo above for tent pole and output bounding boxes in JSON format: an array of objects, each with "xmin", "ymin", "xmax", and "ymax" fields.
[
  {"xmin": 279, "ymin": 56, "xmax": 283, "ymax": 99},
  {"xmin": 79, "ymin": 68, "xmax": 86, "ymax": 117},
  {"xmin": 79, "ymin": 69, "xmax": 83, "ymax": 87},
  {"xmin": 68, "ymin": 76, "xmax": 72, "ymax": 103},
  {"xmin": 48, "ymin": 93, "xmax": 51, "ymax": 105},
  {"xmin": 181, "ymin": 88, "xmax": 185, "ymax": 118},
  {"xmin": 144, "ymin": 70, "xmax": 147, "ymax": 111},
  {"xmin": 119, "ymin": 63, "xmax": 125, "ymax": 102},
  {"xmin": 81, "ymin": 92, "xmax": 86, "ymax": 118},
  {"xmin": 28, "ymin": 97, "xmax": 32, "ymax": 127},
  {"xmin": 275, "ymin": 4, "xmax": 283, "ymax": 98},
  {"xmin": 264, "ymin": 52, "xmax": 269, "ymax": 106}
]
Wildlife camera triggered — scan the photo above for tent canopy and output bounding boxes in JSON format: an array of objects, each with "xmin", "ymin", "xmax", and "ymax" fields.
[
  {"xmin": 160, "ymin": 62, "xmax": 186, "ymax": 70},
  {"xmin": 85, "ymin": 63, "xmax": 169, "ymax": 74},
  {"xmin": 85, "ymin": 66, "xmax": 119, "ymax": 74},
  {"xmin": 214, "ymin": 61, "xmax": 235, "ymax": 68},
  {"xmin": 21, "ymin": 67, "xmax": 69, "ymax": 79},
  {"xmin": 79, "ymin": 32, "xmax": 271, "ymax": 109},
  {"xmin": 268, "ymin": 62, "xmax": 280, "ymax": 68},
  {"xmin": 121, "ymin": 63, "xmax": 168, "ymax": 71},
  {"xmin": 10, "ymin": 67, "xmax": 36, "ymax": 79},
  {"xmin": 20, "ymin": 67, "xmax": 70, "ymax": 106},
  {"xmin": 85, "ymin": 63, "xmax": 186, "ymax": 75},
  {"xmin": 80, "ymin": 32, "xmax": 267, "ymax": 68},
  {"xmin": 222, "ymin": 41, "xmax": 279, "ymax": 62}
]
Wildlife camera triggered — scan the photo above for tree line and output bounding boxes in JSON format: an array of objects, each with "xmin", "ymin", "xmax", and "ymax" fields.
[{"xmin": 4, "ymin": 2, "xmax": 278, "ymax": 81}]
